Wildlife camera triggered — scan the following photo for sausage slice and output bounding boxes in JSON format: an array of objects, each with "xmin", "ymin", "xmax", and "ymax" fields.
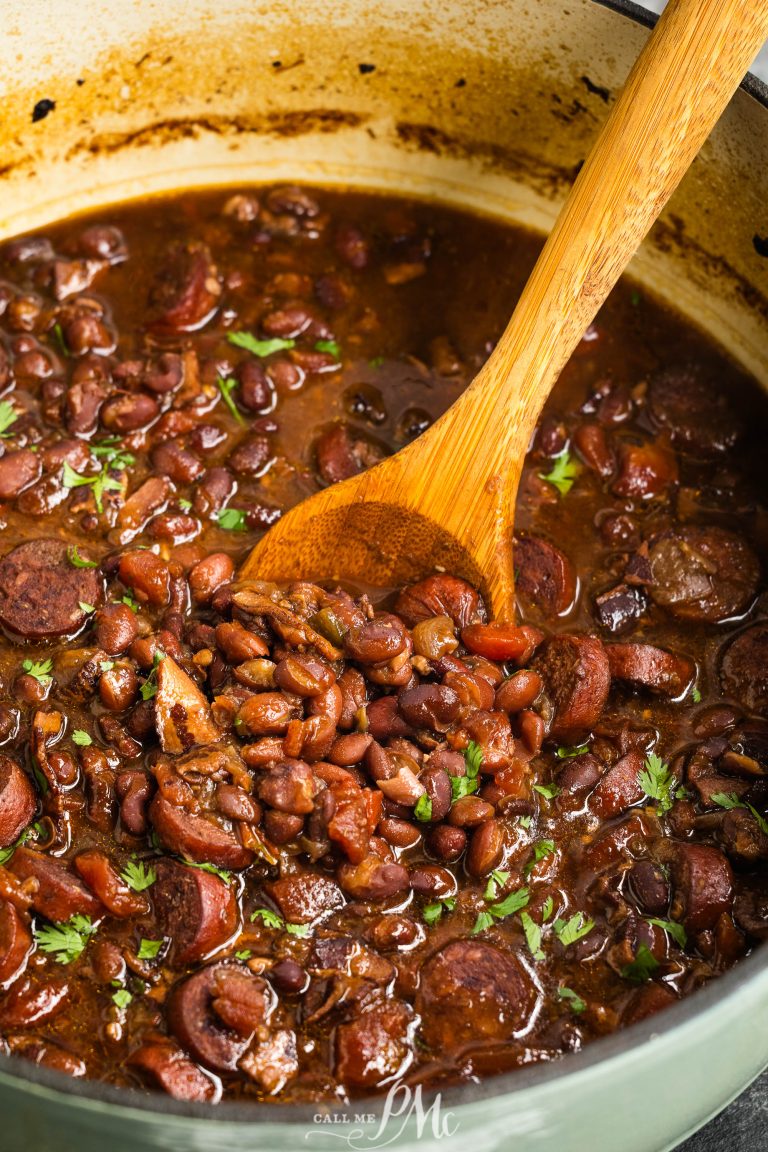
[
  {"xmin": 647, "ymin": 365, "xmax": 742, "ymax": 456},
  {"xmin": 513, "ymin": 534, "xmax": 577, "ymax": 618},
  {"xmin": 415, "ymin": 940, "xmax": 536, "ymax": 1051},
  {"xmin": 607, "ymin": 643, "xmax": 695, "ymax": 698},
  {"xmin": 149, "ymin": 795, "xmax": 254, "ymax": 871},
  {"xmin": 646, "ymin": 526, "xmax": 759, "ymax": 624},
  {"xmin": 0, "ymin": 539, "xmax": 101, "ymax": 640},
  {"xmin": 0, "ymin": 900, "xmax": 32, "ymax": 987},
  {"xmin": 9, "ymin": 847, "xmax": 105, "ymax": 922},
  {"xmin": 531, "ymin": 634, "xmax": 610, "ymax": 741},
  {"xmin": 152, "ymin": 859, "xmax": 238, "ymax": 965},
  {"xmin": 167, "ymin": 962, "xmax": 271, "ymax": 1073},
  {"xmin": 128, "ymin": 1040, "xmax": 220, "ymax": 1102},
  {"xmin": 654, "ymin": 841, "xmax": 733, "ymax": 935},
  {"xmin": 154, "ymin": 656, "xmax": 220, "ymax": 754},
  {"xmin": 0, "ymin": 756, "xmax": 36, "ymax": 848},
  {"xmin": 720, "ymin": 624, "xmax": 768, "ymax": 714}
]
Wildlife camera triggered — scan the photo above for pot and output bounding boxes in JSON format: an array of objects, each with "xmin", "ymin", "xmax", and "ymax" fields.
[{"xmin": 0, "ymin": 2, "xmax": 766, "ymax": 1150}]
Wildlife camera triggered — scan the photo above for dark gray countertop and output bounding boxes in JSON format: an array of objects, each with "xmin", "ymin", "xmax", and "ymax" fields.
[{"xmin": 678, "ymin": 1068, "xmax": 768, "ymax": 1152}]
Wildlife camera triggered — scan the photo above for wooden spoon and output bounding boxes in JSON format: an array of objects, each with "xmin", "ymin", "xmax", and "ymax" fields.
[{"xmin": 242, "ymin": 0, "xmax": 768, "ymax": 619}]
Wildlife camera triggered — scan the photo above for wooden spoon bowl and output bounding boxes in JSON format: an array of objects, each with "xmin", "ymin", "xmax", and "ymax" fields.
[{"xmin": 242, "ymin": 0, "xmax": 768, "ymax": 619}]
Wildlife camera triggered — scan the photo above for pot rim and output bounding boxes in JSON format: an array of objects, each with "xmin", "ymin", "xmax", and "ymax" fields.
[{"xmin": 1, "ymin": 0, "xmax": 767, "ymax": 1127}]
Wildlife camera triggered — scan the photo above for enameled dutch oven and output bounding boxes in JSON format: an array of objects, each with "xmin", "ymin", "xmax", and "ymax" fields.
[{"xmin": 0, "ymin": 1, "xmax": 767, "ymax": 1149}]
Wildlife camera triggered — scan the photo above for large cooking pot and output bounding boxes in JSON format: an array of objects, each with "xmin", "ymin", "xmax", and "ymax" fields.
[{"xmin": 0, "ymin": 2, "xmax": 766, "ymax": 1150}]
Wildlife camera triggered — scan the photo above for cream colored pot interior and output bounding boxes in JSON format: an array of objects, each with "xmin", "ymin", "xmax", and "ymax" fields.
[{"xmin": 1, "ymin": 0, "xmax": 767, "ymax": 373}]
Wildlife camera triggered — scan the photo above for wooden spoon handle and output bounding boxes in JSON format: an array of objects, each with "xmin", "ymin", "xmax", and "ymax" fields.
[{"xmin": 396, "ymin": 0, "xmax": 768, "ymax": 577}]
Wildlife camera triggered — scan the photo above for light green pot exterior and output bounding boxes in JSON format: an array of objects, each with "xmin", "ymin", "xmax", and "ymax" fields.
[{"xmin": 0, "ymin": 1, "xmax": 766, "ymax": 1149}]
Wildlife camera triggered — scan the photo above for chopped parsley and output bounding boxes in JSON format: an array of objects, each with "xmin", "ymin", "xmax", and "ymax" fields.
[
  {"xmin": 422, "ymin": 897, "xmax": 456, "ymax": 926},
  {"xmin": 314, "ymin": 339, "xmax": 341, "ymax": 358},
  {"xmin": 227, "ymin": 332, "xmax": 296, "ymax": 358},
  {"xmin": 137, "ymin": 938, "xmax": 163, "ymax": 960},
  {"xmin": 517, "ymin": 814, "xmax": 533, "ymax": 830},
  {"xmin": 78, "ymin": 602, "xmax": 95, "ymax": 614},
  {"xmin": 235, "ymin": 949, "xmax": 253, "ymax": 961},
  {"xmin": 90, "ymin": 438, "xmax": 135, "ymax": 471},
  {"xmin": 711, "ymin": 792, "xmax": 768, "ymax": 837},
  {"xmin": 67, "ymin": 545, "xmax": 98, "ymax": 569},
  {"xmin": 185, "ymin": 859, "xmax": 232, "ymax": 883},
  {"xmin": 691, "ymin": 686, "xmax": 702, "ymax": 704},
  {"xmin": 539, "ymin": 449, "xmax": 580, "ymax": 497},
  {"xmin": 250, "ymin": 907, "xmax": 307, "ymax": 935},
  {"xmin": 637, "ymin": 752, "xmax": 679, "ymax": 815},
  {"xmin": 524, "ymin": 839, "xmax": 556, "ymax": 875},
  {"xmin": 121, "ymin": 594, "xmax": 139, "ymax": 613},
  {"xmin": 178, "ymin": 498, "xmax": 193, "ymax": 513},
  {"xmin": 216, "ymin": 507, "xmax": 248, "ymax": 533},
  {"xmin": 0, "ymin": 826, "xmax": 33, "ymax": 867},
  {"xmin": 121, "ymin": 859, "xmax": 157, "ymax": 892},
  {"xmin": 100, "ymin": 661, "xmax": 115, "ymax": 673},
  {"xmin": 472, "ymin": 886, "xmax": 530, "ymax": 935},
  {"xmin": 556, "ymin": 742, "xmax": 590, "ymax": 759},
  {"xmin": 533, "ymin": 782, "xmax": 561, "ymax": 801},
  {"xmin": 484, "ymin": 869, "xmax": 510, "ymax": 901},
  {"xmin": 647, "ymin": 917, "xmax": 687, "ymax": 948},
  {"xmin": 520, "ymin": 910, "xmax": 545, "ymax": 960},
  {"xmin": 22, "ymin": 658, "xmax": 53, "ymax": 685},
  {"xmin": 0, "ymin": 400, "xmax": 19, "ymax": 437},
  {"xmin": 553, "ymin": 912, "xmax": 595, "ymax": 947},
  {"xmin": 112, "ymin": 988, "xmax": 132, "ymax": 1010},
  {"xmin": 450, "ymin": 741, "xmax": 483, "ymax": 802},
  {"xmin": 52, "ymin": 321, "xmax": 69, "ymax": 357},
  {"xmin": 35, "ymin": 914, "xmax": 97, "ymax": 964},
  {"xmin": 557, "ymin": 986, "xmax": 587, "ymax": 1013},
  {"xmin": 541, "ymin": 895, "xmax": 555, "ymax": 921},
  {"xmin": 620, "ymin": 943, "xmax": 659, "ymax": 984},
  {"xmin": 140, "ymin": 651, "xmax": 166, "ymax": 701},
  {"xmin": 413, "ymin": 794, "xmax": 433, "ymax": 822},
  {"xmin": 62, "ymin": 460, "xmax": 122, "ymax": 514},
  {"xmin": 216, "ymin": 375, "xmax": 245, "ymax": 426},
  {"xmin": 369, "ymin": 356, "xmax": 385, "ymax": 368},
  {"xmin": 71, "ymin": 730, "xmax": 92, "ymax": 747}
]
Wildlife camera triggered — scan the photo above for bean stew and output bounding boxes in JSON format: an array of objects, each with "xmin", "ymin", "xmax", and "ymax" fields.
[{"xmin": 0, "ymin": 185, "xmax": 764, "ymax": 1104}]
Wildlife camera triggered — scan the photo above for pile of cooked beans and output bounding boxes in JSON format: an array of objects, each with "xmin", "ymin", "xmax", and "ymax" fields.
[{"xmin": 0, "ymin": 185, "xmax": 764, "ymax": 1104}]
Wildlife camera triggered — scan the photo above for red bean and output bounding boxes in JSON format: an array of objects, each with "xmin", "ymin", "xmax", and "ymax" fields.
[
  {"xmin": 495, "ymin": 670, "xmax": 543, "ymax": 713},
  {"xmin": 94, "ymin": 602, "xmax": 139, "ymax": 655},
  {"xmin": 448, "ymin": 796, "xmax": 494, "ymax": 827},
  {"xmin": 466, "ymin": 819, "xmax": 504, "ymax": 877},
  {"xmin": 189, "ymin": 553, "xmax": 234, "ymax": 604}
]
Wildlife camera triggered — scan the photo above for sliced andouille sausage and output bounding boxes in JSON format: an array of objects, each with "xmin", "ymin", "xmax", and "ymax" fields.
[
  {"xmin": 646, "ymin": 365, "xmax": 742, "ymax": 456},
  {"xmin": 513, "ymin": 533, "xmax": 577, "ymax": 618},
  {"xmin": 128, "ymin": 1040, "xmax": 221, "ymax": 1102},
  {"xmin": 645, "ymin": 526, "xmax": 759, "ymax": 624},
  {"xmin": 153, "ymin": 859, "xmax": 238, "ymax": 965},
  {"xmin": 531, "ymin": 634, "xmax": 610, "ymax": 741},
  {"xmin": 73, "ymin": 851, "xmax": 150, "ymax": 918},
  {"xmin": 9, "ymin": 848, "xmax": 105, "ymax": 922},
  {"xmin": 266, "ymin": 873, "xmax": 345, "ymax": 924},
  {"xmin": 589, "ymin": 751, "xmax": 646, "ymax": 820},
  {"xmin": 167, "ymin": 962, "xmax": 270, "ymax": 1073},
  {"xmin": 334, "ymin": 1002, "xmax": 414, "ymax": 1088},
  {"xmin": 607, "ymin": 643, "xmax": 695, "ymax": 699},
  {"xmin": 654, "ymin": 840, "xmax": 733, "ymax": 935},
  {"xmin": 415, "ymin": 940, "xmax": 536, "ymax": 1050},
  {"xmin": 0, "ymin": 974, "xmax": 69, "ymax": 1028},
  {"xmin": 0, "ymin": 756, "xmax": 36, "ymax": 849},
  {"xmin": 154, "ymin": 656, "xmax": 220, "ymax": 754},
  {"xmin": 620, "ymin": 982, "xmax": 678, "ymax": 1027},
  {"xmin": 0, "ymin": 900, "xmax": 32, "ymax": 987},
  {"xmin": 148, "ymin": 242, "xmax": 221, "ymax": 333},
  {"xmin": 0, "ymin": 539, "xmax": 102, "ymax": 640},
  {"xmin": 149, "ymin": 795, "xmax": 254, "ymax": 871},
  {"xmin": 394, "ymin": 573, "xmax": 485, "ymax": 629},
  {"xmin": 15, "ymin": 1041, "xmax": 87, "ymax": 1078},
  {"xmin": 720, "ymin": 624, "xmax": 768, "ymax": 714}
]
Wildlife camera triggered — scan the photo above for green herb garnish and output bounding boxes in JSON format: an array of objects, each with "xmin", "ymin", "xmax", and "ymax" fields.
[
  {"xmin": 62, "ymin": 460, "xmax": 122, "ymax": 514},
  {"xmin": 557, "ymin": 986, "xmax": 587, "ymax": 1013},
  {"xmin": 112, "ymin": 988, "xmax": 132, "ymax": 1009},
  {"xmin": 216, "ymin": 375, "xmax": 246, "ymax": 426},
  {"xmin": 620, "ymin": 943, "xmax": 659, "ymax": 984},
  {"xmin": 235, "ymin": 949, "xmax": 253, "ymax": 961},
  {"xmin": 637, "ymin": 752, "xmax": 679, "ymax": 815},
  {"xmin": 450, "ymin": 741, "xmax": 483, "ymax": 802},
  {"xmin": 72, "ymin": 730, "xmax": 92, "ymax": 747},
  {"xmin": 0, "ymin": 400, "xmax": 19, "ymax": 437},
  {"xmin": 137, "ymin": 938, "xmax": 163, "ymax": 960},
  {"xmin": 422, "ymin": 897, "xmax": 456, "ymax": 926},
  {"xmin": 539, "ymin": 449, "xmax": 580, "ymax": 497},
  {"xmin": 472, "ymin": 886, "xmax": 530, "ymax": 935},
  {"xmin": 315, "ymin": 339, "xmax": 341, "ymax": 358},
  {"xmin": 185, "ymin": 859, "xmax": 233, "ymax": 883},
  {"xmin": 647, "ymin": 917, "xmax": 687, "ymax": 948},
  {"xmin": 121, "ymin": 860, "xmax": 157, "ymax": 892},
  {"xmin": 216, "ymin": 507, "xmax": 248, "ymax": 533},
  {"xmin": 250, "ymin": 907, "xmax": 306, "ymax": 935},
  {"xmin": 0, "ymin": 826, "xmax": 33, "ymax": 867},
  {"xmin": 67, "ymin": 545, "xmax": 98, "ymax": 569},
  {"xmin": 483, "ymin": 869, "xmax": 510, "ymax": 901},
  {"xmin": 22, "ymin": 658, "xmax": 53, "ymax": 685},
  {"xmin": 524, "ymin": 839, "xmax": 556, "ymax": 875},
  {"xmin": 140, "ymin": 650, "xmax": 166, "ymax": 701},
  {"xmin": 556, "ymin": 742, "xmax": 590, "ymax": 759},
  {"xmin": 533, "ymin": 782, "xmax": 561, "ymax": 801},
  {"xmin": 554, "ymin": 912, "xmax": 595, "ymax": 947},
  {"xmin": 711, "ymin": 792, "xmax": 768, "ymax": 836},
  {"xmin": 413, "ymin": 794, "xmax": 433, "ymax": 822},
  {"xmin": 227, "ymin": 332, "xmax": 295, "ymax": 358},
  {"xmin": 520, "ymin": 910, "xmax": 545, "ymax": 960},
  {"xmin": 35, "ymin": 914, "xmax": 97, "ymax": 964}
]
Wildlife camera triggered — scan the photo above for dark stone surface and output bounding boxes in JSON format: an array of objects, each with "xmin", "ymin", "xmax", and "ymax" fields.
[{"xmin": 678, "ymin": 1068, "xmax": 768, "ymax": 1151}]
